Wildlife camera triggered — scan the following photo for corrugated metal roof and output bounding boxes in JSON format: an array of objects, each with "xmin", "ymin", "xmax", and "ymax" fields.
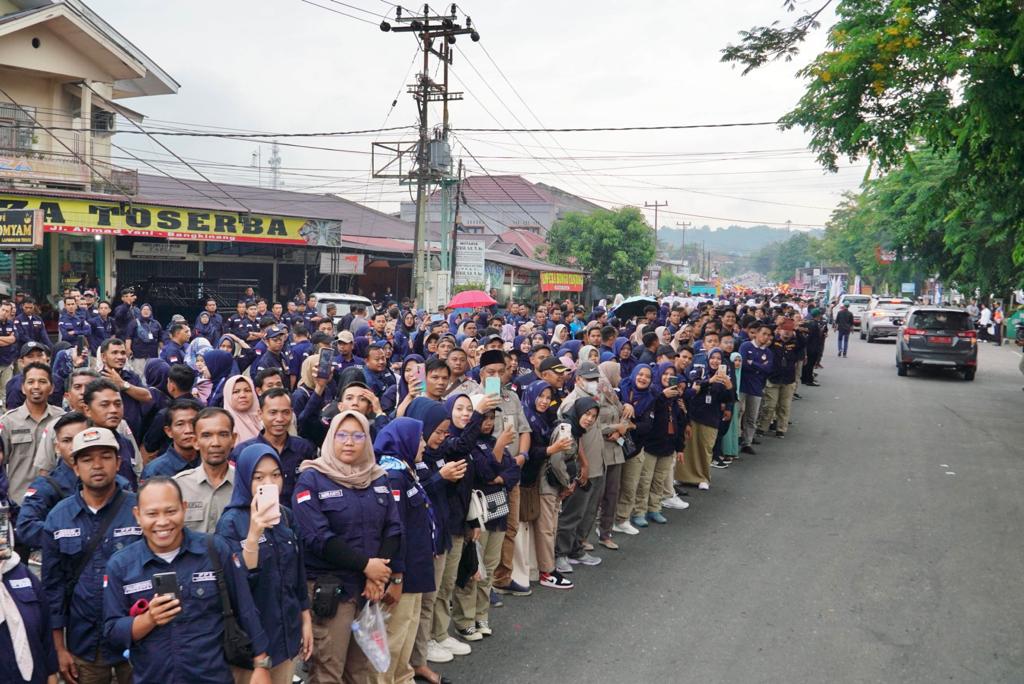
[
  {"xmin": 484, "ymin": 250, "xmax": 582, "ymax": 274},
  {"xmin": 430, "ymin": 175, "xmax": 557, "ymax": 205},
  {"xmin": 136, "ymin": 174, "xmax": 422, "ymax": 240}
]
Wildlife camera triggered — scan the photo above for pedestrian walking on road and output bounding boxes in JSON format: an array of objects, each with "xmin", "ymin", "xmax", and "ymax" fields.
[{"xmin": 834, "ymin": 304, "xmax": 854, "ymax": 357}]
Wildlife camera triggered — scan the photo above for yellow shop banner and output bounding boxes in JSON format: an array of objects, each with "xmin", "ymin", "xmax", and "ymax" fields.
[{"xmin": 0, "ymin": 194, "xmax": 342, "ymax": 247}]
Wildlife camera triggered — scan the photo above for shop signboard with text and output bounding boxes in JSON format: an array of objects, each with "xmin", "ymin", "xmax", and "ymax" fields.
[
  {"xmin": 0, "ymin": 194, "xmax": 341, "ymax": 247},
  {"xmin": 0, "ymin": 208, "xmax": 43, "ymax": 249},
  {"xmin": 539, "ymin": 271, "xmax": 584, "ymax": 292}
]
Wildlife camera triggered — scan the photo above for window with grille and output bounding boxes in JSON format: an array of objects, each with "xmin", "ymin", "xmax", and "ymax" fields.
[{"xmin": 0, "ymin": 102, "xmax": 35, "ymax": 152}]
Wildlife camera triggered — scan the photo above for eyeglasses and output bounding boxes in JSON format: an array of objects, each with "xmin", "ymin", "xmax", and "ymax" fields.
[{"xmin": 334, "ymin": 430, "xmax": 367, "ymax": 444}]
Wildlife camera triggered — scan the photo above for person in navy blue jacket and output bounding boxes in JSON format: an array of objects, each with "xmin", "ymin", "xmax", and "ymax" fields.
[
  {"xmin": 140, "ymin": 399, "xmax": 202, "ymax": 480},
  {"xmin": 374, "ymin": 417, "xmax": 441, "ymax": 684},
  {"xmin": 681, "ymin": 350, "xmax": 733, "ymax": 489},
  {"xmin": 13, "ymin": 297, "xmax": 52, "ymax": 349},
  {"xmin": 57, "ymin": 296, "xmax": 91, "ymax": 346},
  {"xmin": 103, "ymin": 477, "xmax": 272, "ymax": 684},
  {"xmin": 16, "ymin": 412, "xmax": 90, "ymax": 551},
  {"xmin": 195, "ymin": 300, "xmax": 224, "ymax": 342},
  {"xmin": 42, "ymin": 426, "xmax": 140, "ymax": 684},
  {"xmin": 216, "ymin": 443, "xmax": 313, "ymax": 684},
  {"xmin": 87, "ymin": 300, "xmax": 114, "ymax": 354},
  {"xmin": 452, "ymin": 406, "xmax": 519, "ymax": 642},
  {"xmin": 125, "ymin": 304, "xmax": 162, "ymax": 378},
  {"xmin": 292, "ymin": 410, "xmax": 400, "ymax": 682},
  {"xmin": 0, "ymin": 544, "xmax": 59, "ymax": 684},
  {"xmin": 737, "ymin": 323, "xmax": 775, "ymax": 454},
  {"xmin": 230, "ymin": 387, "xmax": 317, "ymax": 507}
]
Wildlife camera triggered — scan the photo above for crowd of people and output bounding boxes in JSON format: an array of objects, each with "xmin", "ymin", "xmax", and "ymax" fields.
[{"xmin": 0, "ymin": 285, "xmax": 835, "ymax": 684}]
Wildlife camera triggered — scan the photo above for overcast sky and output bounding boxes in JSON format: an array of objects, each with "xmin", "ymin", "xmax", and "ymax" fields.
[{"xmin": 88, "ymin": 0, "xmax": 861, "ymax": 231}]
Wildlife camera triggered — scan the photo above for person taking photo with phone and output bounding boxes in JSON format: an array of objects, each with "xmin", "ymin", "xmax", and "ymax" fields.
[{"xmin": 216, "ymin": 443, "xmax": 313, "ymax": 684}]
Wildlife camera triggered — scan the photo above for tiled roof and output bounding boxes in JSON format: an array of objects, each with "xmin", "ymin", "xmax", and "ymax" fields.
[{"xmin": 431, "ymin": 175, "xmax": 557, "ymax": 205}]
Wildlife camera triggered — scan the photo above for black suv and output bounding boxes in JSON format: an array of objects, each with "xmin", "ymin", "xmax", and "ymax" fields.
[{"xmin": 896, "ymin": 307, "xmax": 978, "ymax": 380}]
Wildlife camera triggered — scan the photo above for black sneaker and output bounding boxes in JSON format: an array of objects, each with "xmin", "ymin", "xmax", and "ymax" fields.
[
  {"xmin": 793, "ymin": 393, "xmax": 803, "ymax": 400},
  {"xmin": 755, "ymin": 429, "xmax": 766, "ymax": 437},
  {"xmin": 775, "ymin": 431, "xmax": 785, "ymax": 438},
  {"xmin": 741, "ymin": 445, "xmax": 756, "ymax": 455},
  {"xmin": 752, "ymin": 438, "xmax": 762, "ymax": 445},
  {"xmin": 712, "ymin": 458, "xmax": 729, "ymax": 469},
  {"xmin": 769, "ymin": 421, "xmax": 778, "ymax": 431}
]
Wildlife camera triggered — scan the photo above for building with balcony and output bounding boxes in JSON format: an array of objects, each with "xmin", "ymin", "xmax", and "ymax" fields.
[{"xmin": 0, "ymin": 0, "xmax": 177, "ymax": 299}]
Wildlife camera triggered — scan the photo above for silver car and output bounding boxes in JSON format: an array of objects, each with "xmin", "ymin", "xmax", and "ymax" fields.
[{"xmin": 861, "ymin": 298, "xmax": 913, "ymax": 342}]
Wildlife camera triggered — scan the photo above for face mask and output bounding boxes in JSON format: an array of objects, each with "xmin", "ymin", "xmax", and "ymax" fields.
[{"xmin": 582, "ymin": 380, "xmax": 599, "ymax": 394}]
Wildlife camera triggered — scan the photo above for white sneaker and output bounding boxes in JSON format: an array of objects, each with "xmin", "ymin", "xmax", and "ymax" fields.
[
  {"xmin": 555, "ymin": 556, "xmax": 573, "ymax": 573},
  {"xmin": 612, "ymin": 521, "xmax": 640, "ymax": 535},
  {"xmin": 438, "ymin": 635, "xmax": 472, "ymax": 656},
  {"xmin": 698, "ymin": 481, "xmax": 710, "ymax": 490},
  {"xmin": 426, "ymin": 639, "xmax": 454, "ymax": 663},
  {"xmin": 661, "ymin": 495, "xmax": 690, "ymax": 510}
]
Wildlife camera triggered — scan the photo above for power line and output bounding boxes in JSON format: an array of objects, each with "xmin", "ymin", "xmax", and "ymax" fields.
[
  {"xmin": 457, "ymin": 143, "xmax": 550, "ymax": 229},
  {"xmin": 459, "ymin": 121, "xmax": 780, "ymax": 133},
  {"xmin": 0, "ymin": 85, "xmax": 133, "ymax": 197},
  {"xmin": 0, "ymin": 123, "xmax": 416, "ymax": 138},
  {"xmin": 85, "ymin": 83, "xmax": 254, "ymax": 212},
  {"xmin": 298, "ymin": 0, "xmax": 378, "ymax": 25}
]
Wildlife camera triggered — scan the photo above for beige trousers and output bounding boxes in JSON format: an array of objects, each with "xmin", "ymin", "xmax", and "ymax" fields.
[
  {"xmin": 430, "ymin": 535, "xmax": 464, "ymax": 641},
  {"xmin": 453, "ymin": 526, "xmax": 503, "ymax": 629},
  {"xmin": 410, "ymin": 553, "xmax": 445, "ymax": 668},
  {"xmin": 758, "ymin": 381, "xmax": 795, "ymax": 433},
  {"xmin": 680, "ymin": 422, "xmax": 717, "ymax": 485},
  {"xmin": 232, "ymin": 661, "xmax": 296, "ymax": 684},
  {"xmin": 535, "ymin": 493, "xmax": 559, "ymax": 574},
  {"xmin": 0, "ymin": 363, "xmax": 13, "ymax": 408},
  {"xmin": 614, "ymin": 454, "xmax": 645, "ymax": 523},
  {"xmin": 306, "ymin": 586, "xmax": 371, "ymax": 684},
  {"xmin": 373, "ymin": 592, "xmax": 422, "ymax": 684},
  {"xmin": 492, "ymin": 485, "xmax": 520, "ymax": 588},
  {"xmin": 633, "ymin": 451, "xmax": 673, "ymax": 515}
]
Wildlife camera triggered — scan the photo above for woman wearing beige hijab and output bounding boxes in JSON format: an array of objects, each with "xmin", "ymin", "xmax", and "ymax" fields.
[
  {"xmin": 224, "ymin": 374, "xmax": 263, "ymax": 443},
  {"xmin": 292, "ymin": 410, "xmax": 402, "ymax": 683}
]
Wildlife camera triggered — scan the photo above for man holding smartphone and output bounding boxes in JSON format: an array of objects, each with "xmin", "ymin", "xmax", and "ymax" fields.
[
  {"xmin": 102, "ymin": 477, "xmax": 272, "ymax": 684},
  {"xmin": 42, "ymin": 427, "xmax": 140, "ymax": 684}
]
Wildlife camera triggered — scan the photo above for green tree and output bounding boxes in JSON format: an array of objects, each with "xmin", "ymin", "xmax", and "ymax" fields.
[
  {"xmin": 546, "ymin": 207, "xmax": 656, "ymax": 295},
  {"xmin": 723, "ymin": 0, "xmax": 1024, "ymax": 291},
  {"xmin": 751, "ymin": 231, "xmax": 825, "ymax": 282}
]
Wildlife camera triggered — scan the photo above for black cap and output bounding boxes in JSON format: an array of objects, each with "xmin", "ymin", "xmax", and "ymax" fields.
[
  {"xmin": 19, "ymin": 341, "xmax": 48, "ymax": 357},
  {"xmin": 539, "ymin": 357, "xmax": 568, "ymax": 374},
  {"xmin": 657, "ymin": 344, "xmax": 677, "ymax": 358}
]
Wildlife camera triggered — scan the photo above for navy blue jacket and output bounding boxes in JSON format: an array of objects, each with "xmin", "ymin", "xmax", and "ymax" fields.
[
  {"xmin": 0, "ymin": 318, "xmax": 17, "ymax": 366},
  {"xmin": 437, "ymin": 412, "xmax": 484, "ymax": 539},
  {"xmin": 249, "ymin": 349, "xmax": 286, "ymax": 380},
  {"xmin": 230, "ymin": 433, "xmax": 317, "ymax": 506},
  {"xmin": 58, "ymin": 312, "xmax": 91, "ymax": 344},
  {"xmin": 127, "ymin": 318, "xmax": 162, "ymax": 359},
  {"xmin": 195, "ymin": 312, "xmax": 224, "ymax": 342},
  {"xmin": 767, "ymin": 335, "xmax": 805, "ymax": 385},
  {"xmin": 103, "ymin": 528, "xmax": 270, "ymax": 684},
  {"xmin": 381, "ymin": 459, "xmax": 437, "ymax": 594},
  {"xmin": 216, "ymin": 507, "xmax": 309, "ymax": 665},
  {"xmin": 16, "ymin": 462, "xmax": 78, "ymax": 551},
  {"xmin": 292, "ymin": 470, "xmax": 402, "ymax": 599},
  {"xmin": 13, "ymin": 313, "xmax": 51, "ymax": 348},
  {"xmin": 1, "ymin": 563, "xmax": 59, "ymax": 683},
  {"xmin": 738, "ymin": 340, "xmax": 773, "ymax": 397},
  {"xmin": 141, "ymin": 445, "xmax": 200, "ymax": 480},
  {"xmin": 684, "ymin": 377, "xmax": 732, "ymax": 430},
  {"xmin": 160, "ymin": 339, "xmax": 187, "ymax": 365},
  {"xmin": 112, "ymin": 303, "xmax": 139, "ymax": 339},
  {"xmin": 470, "ymin": 434, "xmax": 521, "ymax": 532},
  {"xmin": 42, "ymin": 489, "xmax": 141, "ymax": 663},
  {"xmin": 87, "ymin": 314, "xmax": 113, "ymax": 352}
]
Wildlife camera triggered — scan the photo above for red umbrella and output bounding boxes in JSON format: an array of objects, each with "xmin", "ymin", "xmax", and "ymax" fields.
[{"xmin": 447, "ymin": 289, "xmax": 496, "ymax": 308}]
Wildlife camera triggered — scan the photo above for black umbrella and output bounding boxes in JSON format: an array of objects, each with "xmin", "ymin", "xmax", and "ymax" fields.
[{"xmin": 610, "ymin": 295, "xmax": 658, "ymax": 320}]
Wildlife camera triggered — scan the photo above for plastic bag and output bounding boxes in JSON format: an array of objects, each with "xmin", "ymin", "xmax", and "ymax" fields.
[{"xmin": 351, "ymin": 601, "xmax": 390, "ymax": 673}]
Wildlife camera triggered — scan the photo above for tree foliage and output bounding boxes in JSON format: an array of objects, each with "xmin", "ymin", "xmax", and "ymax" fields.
[
  {"xmin": 723, "ymin": 0, "xmax": 1024, "ymax": 292},
  {"xmin": 751, "ymin": 231, "xmax": 825, "ymax": 283},
  {"xmin": 546, "ymin": 207, "xmax": 655, "ymax": 296}
]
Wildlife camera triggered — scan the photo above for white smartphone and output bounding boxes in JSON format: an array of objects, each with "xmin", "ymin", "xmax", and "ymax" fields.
[{"xmin": 255, "ymin": 484, "xmax": 281, "ymax": 526}]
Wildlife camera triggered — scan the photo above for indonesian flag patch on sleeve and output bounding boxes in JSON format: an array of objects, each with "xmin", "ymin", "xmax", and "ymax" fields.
[
  {"xmin": 391, "ymin": 489, "xmax": 401, "ymax": 502},
  {"xmin": 296, "ymin": 490, "xmax": 312, "ymax": 504},
  {"xmin": 103, "ymin": 575, "xmax": 108, "ymax": 588},
  {"xmin": 232, "ymin": 553, "xmax": 242, "ymax": 569}
]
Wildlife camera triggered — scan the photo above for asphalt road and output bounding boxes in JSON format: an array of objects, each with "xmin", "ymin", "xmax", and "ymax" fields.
[{"xmin": 440, "ymin": 336, "xmax": 1024, "ymax": 684}]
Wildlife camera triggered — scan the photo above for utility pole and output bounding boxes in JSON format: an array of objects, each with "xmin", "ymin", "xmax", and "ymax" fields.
[
  {"xmin": 675, "ymin": 220, "xmax": 691, "ymax": 268},
  {"xmin": 378, "ymin": 5, "xmax": 477, "ymax": 309},
  {"xmin": 450, "ymin": 159, "xmax": 463, "ymax": 281},
  {"xmin": 645, "ymin": 201, "xmax": 668, "ymax": 255}
]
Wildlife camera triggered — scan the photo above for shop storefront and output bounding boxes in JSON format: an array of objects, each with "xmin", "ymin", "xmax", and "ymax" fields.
[{"xmin": 0, "ymin": 191, "xmax": 343, "ymax": 319}]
